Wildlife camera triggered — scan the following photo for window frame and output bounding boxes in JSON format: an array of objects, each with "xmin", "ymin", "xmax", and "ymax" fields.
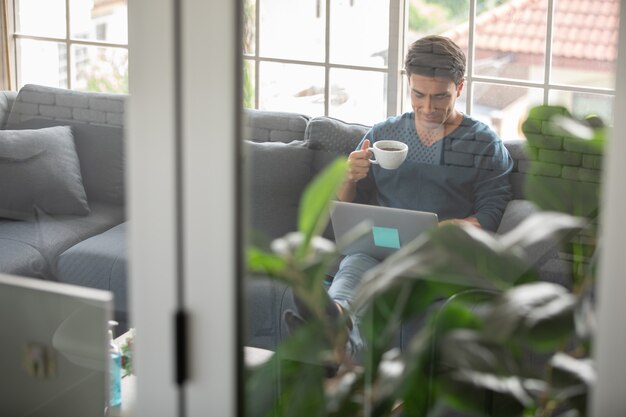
[
  {"xmin": 7, "ymin": 0, "xmax": 129, "ymax": 91},
  {"xmin": 461, "ymin": 0, "xmax": 616, "ymax": 117},
  {"xmin": 244, "ymin": 0, "xmax": 617, "ymax": 123},
  {"xmin": 244, "ymin": 0, "xmax": 405, "ymax": 119}
]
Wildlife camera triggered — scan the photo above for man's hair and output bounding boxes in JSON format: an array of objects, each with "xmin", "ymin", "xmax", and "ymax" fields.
[{"xmin": 404, "ymin": 35, "xmax": 466, "ymax": 86}]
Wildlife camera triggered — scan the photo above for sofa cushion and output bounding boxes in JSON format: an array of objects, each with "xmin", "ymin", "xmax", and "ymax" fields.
[
  {"xmin": 58, "ymin": 222, "xmax": 128, "ymax": 315},
  {"xmin": 0, "ymin": 201, "xmax": 125, "ymax": 280},
  {"xmin": 0, "ymin": 239, "xmax": 51, "ymax": 278},
  {"xmin": 0, "ymin": 91, "xmax": 17, "ymax": 129},
  {"xmin": 243, "ymin": 109, "xmax": 310, "ymax": 143},
  {"xmin": 245, "ymin": 140, "xmax": 313, "ymax": 243},
  {"xmin": 0, "ymin": 126, "xmax": 90, "ymax": 219},
  {"xmin": 6, "ymin": 117, "xmax": 125, "ymax": 205},
  {"xmin": 305, "ymin": 116, "xmax": 369, "ymax": 172}
]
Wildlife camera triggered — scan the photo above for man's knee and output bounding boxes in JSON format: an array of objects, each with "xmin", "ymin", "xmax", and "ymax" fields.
[{"xmin": 338, "ymin": 253, "xmax": 380, "ymax": 272}]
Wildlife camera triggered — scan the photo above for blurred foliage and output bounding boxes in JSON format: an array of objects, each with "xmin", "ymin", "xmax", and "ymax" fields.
[{"xmin": 246, "ymin": 105, "xmax": 606, "ymax": 416}]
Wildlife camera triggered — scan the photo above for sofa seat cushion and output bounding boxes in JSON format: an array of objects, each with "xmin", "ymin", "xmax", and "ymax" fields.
[
  {"xmin": 0, "ymin": 239, "xmax": 51, "ymax": 278},
  {"xmin": 0, "ymin": 201, "xmax": 125, "ymax": 280},
  {"xmin": 246, "ymin": 140, "xmax": 313, "ymax": 243},
  {"xmin": 0, "ymin": 126, "xmax": 90, "ymax": 219},
  {"xmin": 245, "ymin": 276, "xmax": 294, "ymax": 350},
  {"xmin": 57, "ymin": 222, "xmax": 128, "ymax": 314}
]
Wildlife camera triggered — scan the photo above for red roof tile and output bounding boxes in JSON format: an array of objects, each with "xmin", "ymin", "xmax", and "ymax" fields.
[{"xmin": 445, "ymin": 0, "xmax": 620, "ymax": 64}]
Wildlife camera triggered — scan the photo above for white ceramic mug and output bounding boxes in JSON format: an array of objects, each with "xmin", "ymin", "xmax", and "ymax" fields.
[{"xmin": 369, "ymin": 140, "xmax": 408, "ymax": 170}]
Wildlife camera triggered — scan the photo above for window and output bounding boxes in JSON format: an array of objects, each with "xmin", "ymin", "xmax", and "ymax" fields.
[
  {"xmin": 7, "ymin": 0, "xmax": 128, "ymax": 93},
  {"xmin": 243, "ymin": 0, "xmax": 398, "ymax": 125},
  {"xmin": 244, "ymin": 0, "xmax": 619, "ymax": 138}
]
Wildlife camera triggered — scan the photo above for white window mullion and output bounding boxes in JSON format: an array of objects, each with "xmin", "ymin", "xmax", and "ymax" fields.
[
  {"xmin": 65, "ymin": 0, "xmax": 71, "ymax": 89},
  {"xmin": 544, "ymin": 0, "xmax": 556, "ymax": 104},
  {"xmin": 386, "ymin": 0, "xmax": 403, "ymax": 117},
  {"xmin": 4, "ymin": 0, "xmax": 15, "ymax": 89},
  {"xmin": 254, "ymin": 0, "xmax": 260, "ymax": 109},
  {"xmin": 324, "ymin": 0, "xmax": 330, "ymax": 116},
  {"xmin": 465, "ymin": 0, "xmax": 477, "ymax": 116}
]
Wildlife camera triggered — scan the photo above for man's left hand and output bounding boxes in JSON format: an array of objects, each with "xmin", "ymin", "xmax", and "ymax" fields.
[{"xmin": 439, "ymin": 216, "xmax": 481, "ymax": 228}]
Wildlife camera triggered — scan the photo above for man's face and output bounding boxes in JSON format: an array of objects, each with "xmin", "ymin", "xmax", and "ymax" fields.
[{"xmin": 408, "ymin": 73, "xmax": 464, "ymax": 130}]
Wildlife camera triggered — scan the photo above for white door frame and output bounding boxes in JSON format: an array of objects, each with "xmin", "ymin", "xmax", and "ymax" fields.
[
  {"xmin": 127, "ymin": 0, "xmax": 239, "ymax": 415},
  {"xmin": 591, "ymin": 0, "xmax": 626, "ymax": 414}
]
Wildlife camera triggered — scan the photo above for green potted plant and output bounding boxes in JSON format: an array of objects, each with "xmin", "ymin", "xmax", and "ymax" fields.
[{"xmin": 246, "ymin": 105, "xmax": 606, "ymax": 417}]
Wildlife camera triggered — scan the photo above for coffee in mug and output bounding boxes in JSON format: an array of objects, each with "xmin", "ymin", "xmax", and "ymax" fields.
[{"xmin": 369, "ymin": 140, "xmax": 408, "ymax": 169}]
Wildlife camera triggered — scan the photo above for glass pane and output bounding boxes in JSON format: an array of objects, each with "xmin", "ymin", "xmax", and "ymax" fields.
[
  {"xmin": 550, "ymin": 0, "xmax": 619, "ymax": 89},
  {"xmin": 259, "ymin": 62, "xmax": 324, "ymax": 116},
  {"xmin": 16, "ymin": 0, "xmax": 66, "ymax": 38},
  {"xmin": 243, "ymin": 59, "xmax": 256, "ymax": 108},
  {"xmin": 243, "ymin": 0, "xmax": 256, "ymax": 55},
  {"xmin": 470, "ymin": 82, "xmax": 543, "ymax": 140},
  {"xmin": 330, "ymin": 0, "xmax": 389, "ymax": 68},
  {"xmin": 259, "ymin": 0, "xmax": 325, "ymax": 62},
  {"xmin": 473, "ymin": 0, "xmax": 546, "ymax": 82},
  {"xmin": 329, "ymin": 69, "xmax": 386, "ymax": 125},
  {"xmin": 405, "ymin": 0, "xmax": 469, "ymax": 46},
  {"xmin": 71, "ymin": 45, "xmax": 128, "ymax": 93},
  {"xmin": 17, "ymin": 39, "xmax": 68, "ymax": 89},
  {"xmin": 70, "ymin": 0, "xmax": 128, "ymax": 44},
  {"xmin": 549, "ymin": 90, "xmax": 615, "ymax": 125}
]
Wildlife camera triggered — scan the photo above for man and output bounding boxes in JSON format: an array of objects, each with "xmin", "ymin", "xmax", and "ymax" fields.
[{"xmin": 289, "ymin": 35, "xmax": 513, "ymax": 358}]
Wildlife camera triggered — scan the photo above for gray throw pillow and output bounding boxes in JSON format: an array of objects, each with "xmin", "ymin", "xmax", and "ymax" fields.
[
  {"xmin": 305, "ymin": 116, "xmax": 370, "ymax": 174},
  {"xmin": 305, "ymin": 116, "xmax": 370, "ymax": 155},
  {"xmin": 7, "ymin": 118, "xmax": 125, "ymax": 205},
  {"xmin": 0, "ymin": 126, "xmax": 90, "ymax": 219}
]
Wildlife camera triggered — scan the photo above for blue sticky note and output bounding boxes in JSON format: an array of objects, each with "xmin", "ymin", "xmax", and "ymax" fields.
[{"xmin": 372, "ymin": 226, "xmax": 401, "ymax": 249}]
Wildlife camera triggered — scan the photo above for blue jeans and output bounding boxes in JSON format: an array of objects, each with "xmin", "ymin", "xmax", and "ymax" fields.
[{"xmin": 328, "ymin": 253, "xmax": 379, "ymax": 357}]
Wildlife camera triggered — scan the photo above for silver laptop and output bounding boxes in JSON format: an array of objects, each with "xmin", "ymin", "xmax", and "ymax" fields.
[
  {"xmin": 0, "ymin": 274, "xmax": 113, "ymax": 417},
  {"xmin": 330, "ymin": 201, "xmax": 438, "ymax": 260}
]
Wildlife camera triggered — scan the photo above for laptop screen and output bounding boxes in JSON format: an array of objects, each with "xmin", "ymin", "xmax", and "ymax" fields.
[
  {"xmin": 330, "ymin": 201, "xmax": 438, "ymax": 260},
  {"xmin": 0, "ymin": 274, "xmax": 113, "ymax": 416}
]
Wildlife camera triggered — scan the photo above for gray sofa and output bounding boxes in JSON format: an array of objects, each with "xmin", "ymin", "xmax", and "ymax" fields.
[
  {"xmin": 0, "ymin": 84, "xmax": 128, "ymax": 331},
  {"xmin": 241, "ymin": 111, "xmax": 584, "ymax": 351},
  {"xmin": 1, "ymin": 84, "xmax": 597, "ymax": 349}
]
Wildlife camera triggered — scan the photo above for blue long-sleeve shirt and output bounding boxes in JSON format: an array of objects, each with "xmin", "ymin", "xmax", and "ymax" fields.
[{"xmin": 357, "ymin": 112, "xmax": 513, "ymax": 232}]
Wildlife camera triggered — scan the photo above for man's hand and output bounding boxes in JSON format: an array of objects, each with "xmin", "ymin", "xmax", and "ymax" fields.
[
  {"xmin": 439, "ymin": 216, "xmax": 481, "ymax": 228},
  {"xmin": 337, "ymin": 139, "xmax": 372, "ymax": 202},
  {"xmin": 347, "ymin": 139, "xmax": 372, "ymax": 183}
]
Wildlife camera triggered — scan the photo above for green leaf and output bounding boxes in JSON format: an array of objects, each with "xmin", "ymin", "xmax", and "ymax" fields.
[
  {"xmin": 550, "ymin": 352, "xmax": 594, "ymax": 388},
  {"xmin": 430, "ymin": 297, "xmax": 487, "ymax": 339},
  {"xmin": 439, "ymin": 370, "xmax": 531, "ymax": 417},
  {"xmin": 297, "ymin": 158, "xmax": 347, "ymax": 259},
  {"xmin": 499, "ymin": 212, "xmax": 587, "ymax": 257},
  {"xmin": 521, "ymin": 105, "xmax": 606, "ymax": 219},
  {"xmin": 482, "ymin": 282, "xmax": 571, "ymax": 346},
  {"xmin": 246, "ymin": 321, "xmax": 332, "ymax": 417},
  {"xmin": 548, "ymin": 352, "xmax": 594, "ymax": 415},
  {"xmin": 525, "ymin": 293, "xmax": 577, "ymax": 351},
  {"xmin": 426, "ymin": 224, "xmax": 531, "ymax": 287},
  {"xmin": 439, "ymin": 330, "xmax": 520, "ymax": 376},
  {"xmin": 247, "ymin": 247, "xmax": 287, "ymax": 276}
]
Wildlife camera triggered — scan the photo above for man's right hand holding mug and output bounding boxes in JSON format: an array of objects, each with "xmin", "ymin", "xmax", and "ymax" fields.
[{"xmin": 338, "ymin": 139, "xmax": 371, "ymax": 202}]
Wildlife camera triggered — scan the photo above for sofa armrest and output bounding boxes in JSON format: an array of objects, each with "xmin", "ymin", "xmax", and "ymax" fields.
[{"xmin": 0, "ymin": 91, "xmax": 17, "ymax": 129}]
